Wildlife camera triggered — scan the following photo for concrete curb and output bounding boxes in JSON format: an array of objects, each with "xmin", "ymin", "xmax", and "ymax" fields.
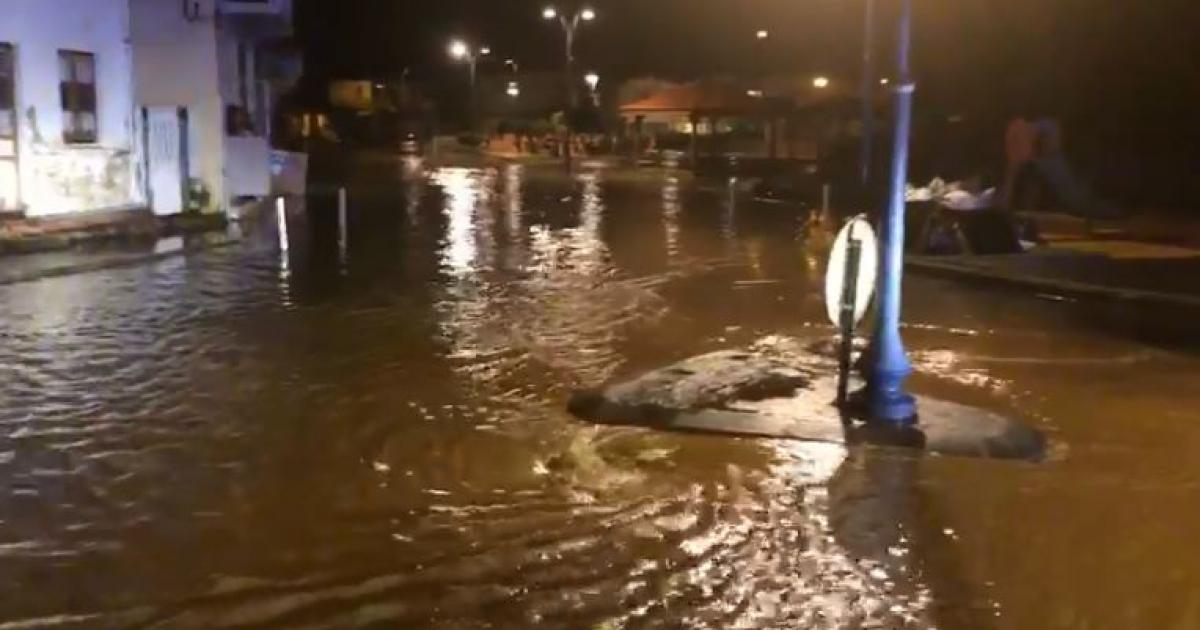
[
  {"xmin": 907, "ymin": 256, "xmax": 1200, "ymax": 311},
  {"xmin": 0, "ymin": 234, "xmax": 241, "ymax": 287}
]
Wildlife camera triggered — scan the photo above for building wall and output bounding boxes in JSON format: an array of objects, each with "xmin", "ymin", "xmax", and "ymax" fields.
[
  {"xmin": 131, "ymin": 0, "xmax": 294, "ymax": 213},
  {"xmin": 216, "ymin": 14, "xmax": 269, "ymax": 201},
  {"xmin": 0, "ymin": 0, "xmax": 140, "ymax": 217},
  {"xmin": 130, "ymin": 0, "xmax": 224, "ymax": 213}
]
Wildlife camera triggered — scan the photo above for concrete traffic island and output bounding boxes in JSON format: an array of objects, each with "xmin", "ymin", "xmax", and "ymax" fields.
[{"xmin": 568, "ymin": 336, "xmax": 1047, "ymax": 462}]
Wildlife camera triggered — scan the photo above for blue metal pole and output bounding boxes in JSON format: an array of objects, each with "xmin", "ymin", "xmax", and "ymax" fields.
[
  {"xmin": 859, "ymin": 0, "xmax": 876, "ymax": 190},
  {"xmin": 867, "ymin": 0, "xmax": 917, "ymax": 425}
]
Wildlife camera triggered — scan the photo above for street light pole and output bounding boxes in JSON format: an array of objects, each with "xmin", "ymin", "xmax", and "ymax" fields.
[
  {"xmin": 584, "ymin": 72, "xmax": 600, "ymax": 105},
  {"xmin": 543, "ymin": 6, "xmax": 595, "ymax": 168},
  {"xmin": 754, "ymin": 29, "xmax": 769, "ymax": 91},
  {"xmin": 866, "ymin": 0, "xmax": 917, "ymax": 425},
  {"xmin": 859, "ymin": 0, "xmax": 876, "ymax": 191},
  {"xmin": 449, "ymin": 40, "xmax": 490, "ymax": 132}
]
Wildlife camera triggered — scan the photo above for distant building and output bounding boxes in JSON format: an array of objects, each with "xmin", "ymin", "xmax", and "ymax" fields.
[
  {"xmin": 279, "ymin": 78, "xmax": 433, "ymax": 152},
  {"xmin": 0, "ymin": 0, "xmax": 142, "ymax": 217},
  {"xmin": 478, "ymin": 72, "xmax": 565, "ymax": 123},
  {"xmin": 130, "ymin": 0, "xmax": 301, "ymax": 216},
  {"xmin": 617, "ymin": 76, "xmax": 870, "ymax": 164}
]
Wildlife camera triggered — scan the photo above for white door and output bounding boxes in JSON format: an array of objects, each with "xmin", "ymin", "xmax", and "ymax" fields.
[{"xmin": 145, "ymin": 107, "xmax": 185, "ymax": 216}]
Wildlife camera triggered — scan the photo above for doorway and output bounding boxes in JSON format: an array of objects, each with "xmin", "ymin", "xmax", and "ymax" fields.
[{"xmin": 143, "ymin": 106, "xmax": 188, "ymax": 216}]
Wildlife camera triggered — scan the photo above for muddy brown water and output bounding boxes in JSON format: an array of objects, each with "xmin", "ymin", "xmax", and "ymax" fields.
[{"xmin": 0, "ymin": 160, "xmax": 1197, "ymax": 629}]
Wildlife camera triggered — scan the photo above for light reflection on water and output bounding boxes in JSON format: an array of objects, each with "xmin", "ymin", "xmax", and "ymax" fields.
[{"xmin": 0, "ymin": 161, "xmax": 1196, "ymax": 628}]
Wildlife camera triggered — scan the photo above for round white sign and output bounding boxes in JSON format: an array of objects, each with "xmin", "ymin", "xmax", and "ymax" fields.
[{"xmin": 824, "ymin": 217, "xmax": 878, "ymax": 328}]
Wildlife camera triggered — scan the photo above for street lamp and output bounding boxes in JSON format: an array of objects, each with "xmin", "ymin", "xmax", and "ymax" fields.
[
  {"xmin": 813, "ymin": 76, "xmax": 830, "ymax": 89},
  {"xmin": 584, "ymin": 72, "xmax": 600, "ymax": 106},
  {"xmin": 542, "ymin": 4, "xmax": 597, "ymax": 166},
  {"xmin": 448, "ymin": 39, "xmax": 490, "ymax": 129},
  {"xmin": 752, "ymin": 29, "xmax": 772, "ymax": 93}
]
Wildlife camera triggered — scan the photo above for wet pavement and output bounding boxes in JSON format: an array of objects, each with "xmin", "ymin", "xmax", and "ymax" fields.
[{"xmin": 0, "ymin": 159, "xmax": 1198, "ymax": 629}]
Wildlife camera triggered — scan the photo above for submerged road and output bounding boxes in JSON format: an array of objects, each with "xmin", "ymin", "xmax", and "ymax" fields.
[{"xmin": 0, "ymin": 160, "xmax": 1197, "ymax": 629}]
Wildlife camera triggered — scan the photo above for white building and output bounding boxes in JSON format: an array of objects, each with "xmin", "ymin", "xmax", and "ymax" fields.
[
  {"xmin": 130, "ymin": 0, "xmax": 300, "ymax": 216},
  {"xmin": 0, "ymin": 0, "xmax": 142, "ymax": 218}
]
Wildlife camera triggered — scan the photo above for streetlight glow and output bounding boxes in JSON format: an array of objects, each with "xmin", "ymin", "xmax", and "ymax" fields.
[
  {"xmin": 584, "ymin": 72, "xmax": 599, "ymax": 90},
  {"xmin": 507, "ymin": 82, "xmax": 520, "ymax": 98},
  {"xmin": 756, "ymin": 29, "xmax": 769, "ymax": 40},
  {"xmin": 449, "ymin": 40, "xmax": 468, "ymax": 60},
  {"xmin": 580, "ymin": 7, "xmax": 596, "ymax": 21},
  {"xmin": 813, "ymin": 76, "xmax": 831, "ymax": 89},
  {"xmin": 542, "ymin": 6, "xmax": 557, "ymax": 19},
  {"xmin": 880, "ymin": 77, "xmax": 890, "ymax": 85},
  {"xmin": 480, "ymin": 46, "xmax": 491, "ymax": 56}
]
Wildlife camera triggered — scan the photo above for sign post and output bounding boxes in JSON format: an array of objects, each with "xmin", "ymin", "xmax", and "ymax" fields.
[{"xmin": 824, "ymin": 216, "xmax": 878, "ymax": 407}]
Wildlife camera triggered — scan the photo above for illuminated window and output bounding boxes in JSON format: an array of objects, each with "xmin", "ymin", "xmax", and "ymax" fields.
[{"xmin": 58, "ymin": 50, "xmax": 97, "ymax": 144}]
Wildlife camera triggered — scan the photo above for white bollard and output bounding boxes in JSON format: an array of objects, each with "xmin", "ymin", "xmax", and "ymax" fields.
[{"xmin": 276, "ymin": 196, "xmax": 289, "ymax": 253}]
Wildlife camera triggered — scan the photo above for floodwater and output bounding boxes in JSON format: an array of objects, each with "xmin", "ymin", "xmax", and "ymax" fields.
[{"xmin": 0, "ymin": 158, "xmax": 1198, "ymax": 629}]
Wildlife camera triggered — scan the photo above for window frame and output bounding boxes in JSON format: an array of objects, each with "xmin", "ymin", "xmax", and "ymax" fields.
[{"xmin": 58, "ymin": 49, "xmax": 97, "ymax": 145}]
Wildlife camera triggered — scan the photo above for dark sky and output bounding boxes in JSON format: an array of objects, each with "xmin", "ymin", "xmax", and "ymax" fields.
[{"xmin": 296, "ymin": 0, "xmax": 1199, "ymax": 98}]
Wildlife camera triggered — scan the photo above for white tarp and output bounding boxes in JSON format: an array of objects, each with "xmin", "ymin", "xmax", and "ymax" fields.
[{"xmin": 906, "ymin": 177, "xmax": 996, "ymax": 210}]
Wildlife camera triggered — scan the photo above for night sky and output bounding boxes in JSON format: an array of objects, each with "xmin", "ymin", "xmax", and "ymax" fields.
[
  {"xmin": 296, "ymin": 0, "xmax": 1199, "ymax": 102},
  {"xmin": 295, "ymin": 0, "xmax": 1200, "ymax": 204}
]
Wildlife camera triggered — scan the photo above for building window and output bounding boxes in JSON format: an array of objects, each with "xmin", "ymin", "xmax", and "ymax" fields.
[
  {"xmin": 0, "ymin": 44, "xmax": 15, "ymax": 140},
  {"xmin": 58, "ymin": 50, "xmax": 97, "ymax": 144}
]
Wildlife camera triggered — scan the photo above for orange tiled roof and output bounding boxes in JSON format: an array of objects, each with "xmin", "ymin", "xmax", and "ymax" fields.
[{"xmin": 620, "ymin": 82, "xmax": 771, "ymax": 114}]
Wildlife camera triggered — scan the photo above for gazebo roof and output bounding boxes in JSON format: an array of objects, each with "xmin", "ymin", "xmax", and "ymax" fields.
[{"xmin": 620, "ymin": 82, "xmax": 787, "ymax": 116}]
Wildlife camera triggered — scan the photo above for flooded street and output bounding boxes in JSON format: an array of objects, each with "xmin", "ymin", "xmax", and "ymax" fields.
[{"xmin": 0, "ymin": 160, "xmax": 1198, "ymax": 629}]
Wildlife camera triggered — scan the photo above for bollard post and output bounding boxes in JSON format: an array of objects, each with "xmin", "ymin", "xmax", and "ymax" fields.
[
  {"xmin": 275, "ymin": 196, "xmax": 289, "ymax": 253},
  {"xmin": 865, "ymin": 0, "xmax": 917, "ymax": 424},
  {"xmin": 837, "ymin": 224, "xmax": 862, "ymax": 407},
  {"xmin": 822, "ymin": 183, "xmax": 832, "ymax": 215},
  {"xmin": 337, "ymin": 187, "xmax": 348, "ymax": 267}
]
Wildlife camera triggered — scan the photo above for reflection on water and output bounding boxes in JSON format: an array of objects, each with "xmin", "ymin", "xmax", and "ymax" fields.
[
  {"xmin": 662, "ymin": 174, "xmax": 682, "ymax": 264},
  {"xmin": 0, "ymin": 161, "xmax": 1197, "ymax": 628}
]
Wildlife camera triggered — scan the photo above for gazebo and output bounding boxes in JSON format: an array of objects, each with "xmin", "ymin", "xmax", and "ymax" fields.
[{"xmin": 619, "ymin": 81, "xmax": 795, "ymax": 166}]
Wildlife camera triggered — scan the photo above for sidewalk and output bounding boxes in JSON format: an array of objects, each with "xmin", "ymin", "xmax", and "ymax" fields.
[
  {"xmin": 910, "ymin": 251, "xmax": 1200, "ymax": 307},
  {"xmin": 0, "ymin": 208, "xmax": 241, "ymax": 285},
  {"xmin": 0, "ymin": 232, "xmax": 240, "ymax": 286},
  {"xmin": 907, "ymin": 209, "xmax": 1200, "ymax": 309},
  {"xmin": 1026, "ymin": 209, "xmax": 1200, "ymax": 249},
  {"xmin": 0, "ymin": 208, "xmax": 228, "ymax": 254}
]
